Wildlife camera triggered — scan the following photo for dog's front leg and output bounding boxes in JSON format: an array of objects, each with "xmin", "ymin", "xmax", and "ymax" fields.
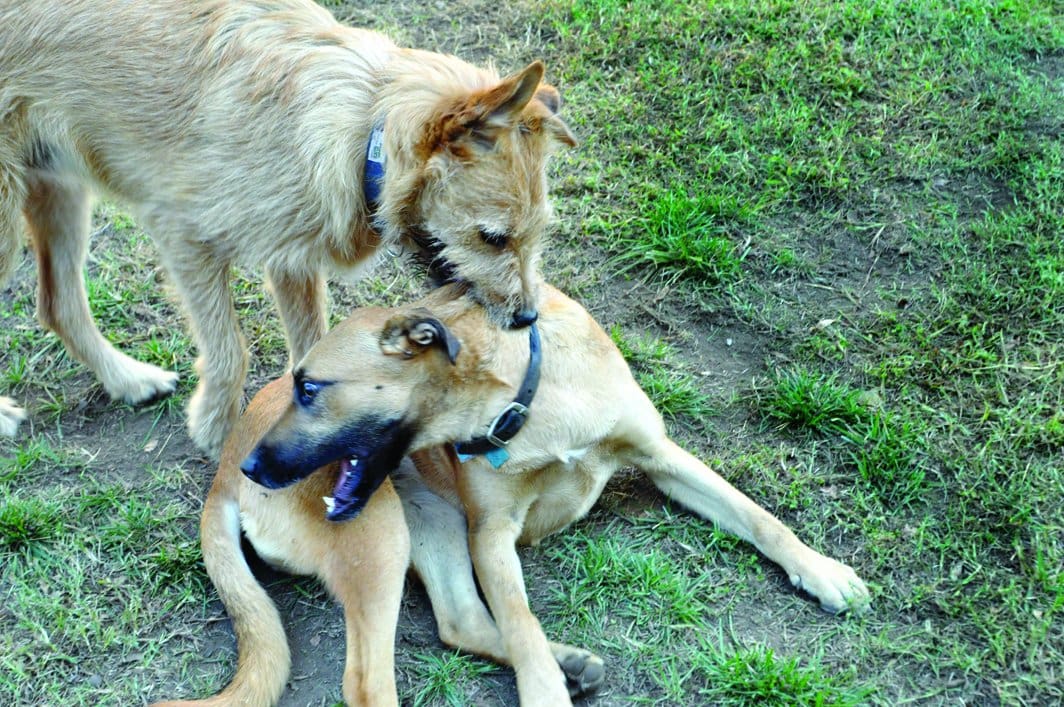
[
  {"xmin": 163, "ymin": 253, "xmax": 246, "ymax": 458},
  {"xmin": 466, "ymin": 491, "xmax": 572, "ymax": 707},
  {"xmin": 265, "ymin": 266, "xmax": 328, "ymax": 366},
  {"xmin": 321, "ymin": 483, "xmax": 409, "ymax": 707}
]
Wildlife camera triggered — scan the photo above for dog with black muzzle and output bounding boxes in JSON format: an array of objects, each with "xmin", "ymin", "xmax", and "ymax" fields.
[{"xmin": 195, "ymin": 283, "xmax": 871, "ymax": 707}]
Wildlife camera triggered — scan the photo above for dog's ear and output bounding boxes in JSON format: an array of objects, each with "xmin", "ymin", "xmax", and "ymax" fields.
[
  {"xmin": 535, "ymin": 84, "xmax": 561, "ymax": 114},
  {"xmin": 380, "ymin": 310, "xmax": 461, "ymax": 365},
  {"xmin": 480, "ymin": 61, "xmax": 545, "ymax": 129},
  {"xmin": 434, "ymin": 62, "xmax": 575, "ymax": 151},
  {"xmin": 435, "ymin": 62, "xmax": 544, "ymax": 151},
  {"xmin": 531, "ymin": 83, "xmax": 577, "ymax": 147}
]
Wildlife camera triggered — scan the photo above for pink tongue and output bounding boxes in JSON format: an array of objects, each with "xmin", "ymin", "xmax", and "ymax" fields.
[
  {"xmin": 334, "ymin": 458, "xmax": 359, "ymax": 499},
  {"xmin": 334, "ymin": 460, "xmax": 350, "ymax": 493}
]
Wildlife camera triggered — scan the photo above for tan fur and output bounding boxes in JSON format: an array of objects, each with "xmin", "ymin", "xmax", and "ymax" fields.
[
  {"xmin": 152, "ymin": 375, "xmax": 410, "ymax": 707},
  {"xmin": 250, "ymin": 284, "xmax": 872, "ymax": 706},
  {"xmin": 0, "ymin": 0, "xmax": 574, "ymax": 455}
]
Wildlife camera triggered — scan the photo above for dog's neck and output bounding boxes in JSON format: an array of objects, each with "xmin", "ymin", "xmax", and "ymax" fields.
[
  {"xmin": 413, "ymin": 286, "xmax": 550, "ymax": 463},
  {"xmin": 452, "ymin": 322, "xmax": 541, "ymax": 468}
]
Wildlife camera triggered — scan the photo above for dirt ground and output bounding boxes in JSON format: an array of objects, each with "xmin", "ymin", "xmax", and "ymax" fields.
[{"xmin": 5, "ymin": 1, "xmax": 1031, "ymax": 705}]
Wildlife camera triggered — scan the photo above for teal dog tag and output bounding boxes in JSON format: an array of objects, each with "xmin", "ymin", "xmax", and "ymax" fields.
[{"xmin": 484, "ymin": 447, "xmax": 510, "ymax": 469}]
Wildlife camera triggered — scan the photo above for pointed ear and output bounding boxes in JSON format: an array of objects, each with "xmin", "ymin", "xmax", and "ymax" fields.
[
  {"xmin": 534, "ymin": 84, "xmax": 561, "ymax": 114},
  {"xmin": 482, "ymin": 61, "xmax": 545, "ymax": 128},
  {"xmin": 380, "ymin": 310, "xmax": 461, "ymax": 365},
  {"xmin": 434, "ymin": 62, "xmax": 545, "ymax": 152}
]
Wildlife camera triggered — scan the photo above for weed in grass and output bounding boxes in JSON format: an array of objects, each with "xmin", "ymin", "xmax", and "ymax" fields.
[
  {"xmin": 409, "ymin": 651, "xmax": 499, "ymax": 707},
  {"xmin": 691, "ymin": 631, "xmax": 870, "ymax": 706},
  {"xmin": 0, "ymin": 437, "xmax": 83, "ymax": 485},
  {"xmin": 0, "ymin": 492, "xmax": 65, "ymax": 556},
  {"xmin": 760, "ymin": 367, "xmax": 865, "ymax": 435},
  {"xmin": 610, "ymin": 325, "xmax": 713, "ymax": 422},
  {"xmin": 609, "ymin": 324, "xmax": 671, "ymax": 363},
  {"xmin": 611, "ymin": 187, "xmax": 747, "ymax": 286},
  {"xmin": 842, "ymin": 411, "xmax": 924, "ymax": 507},
  {"xmin": 638, "ymin": 370, "xmax": 714, "ymax": 422},
  {"xmin": 2, "ymin": 354, "xmax": 28, "ymax": 386}
]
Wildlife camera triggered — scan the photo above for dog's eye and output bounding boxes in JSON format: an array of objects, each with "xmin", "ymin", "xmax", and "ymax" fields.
[
  {"xmin": 479, "ymin": 228, "xmax": 509, "ymax": 249},
  {"xmin": 296, "ymin": 379, "xmax": 323, "ymax": 407}
]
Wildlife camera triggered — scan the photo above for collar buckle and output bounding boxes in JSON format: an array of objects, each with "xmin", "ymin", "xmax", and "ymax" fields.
[{"xmin": 484, "ymin": 401, "xmax": 529, "ymax": 448}]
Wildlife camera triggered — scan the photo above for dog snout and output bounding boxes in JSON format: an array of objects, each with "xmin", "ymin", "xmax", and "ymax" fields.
[{"xmin": 509, "ymin": 308, "xmax": 538, "ymax": 329}]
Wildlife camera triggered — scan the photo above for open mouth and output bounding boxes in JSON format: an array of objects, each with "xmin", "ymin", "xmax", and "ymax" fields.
[
  {"xmin": 323, "ymin": 456, "xmax": 370, "ymax": 522},
  {"xmin": 407, "ymin": 227, "xmax": 459, "ymax": 286},
  {"xmin": 243, "ymin": 415, "xmax": 415, "ymax": 522}
]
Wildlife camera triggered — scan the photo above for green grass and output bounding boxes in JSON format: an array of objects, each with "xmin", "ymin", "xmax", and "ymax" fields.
[
  {"xmin": 610, "ymin": 325, "xmax": 714, "ymax": 422},
  {"xmin": 408, "ymin": 651, "xmax": 502, "ymax": 707},
  {"xmin": 691, "ymin": 635, "xmax": 870, "ymax": 706},
  {"xmin": 2, "ymin": 0, "xmax": 1062, "ymax": 704}
]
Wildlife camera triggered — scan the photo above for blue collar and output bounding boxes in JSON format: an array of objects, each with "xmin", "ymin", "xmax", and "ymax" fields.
[
  {"xmin": 363, "ymin": 121, "xmax": 386, "ymax": 209},
  {"xmin": 454, "ymin": 322, "xmax": 542, "ymax": 469}
]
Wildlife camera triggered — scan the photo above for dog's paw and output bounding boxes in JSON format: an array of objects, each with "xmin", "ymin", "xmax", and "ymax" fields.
[
  {"xmin": 187, "ymin": 384, "xmax": 240, "ymax": 459},
  {"xmin": 0, "ymin": 397, "xmax": 27, "ymax": 437},
  {"xmin": 553, "ymin": 644, "xmax": 606, "ymax": 697},
  {"xmin": 104, "ymin": 359, "xmax": 179, "ymax": 405},
  {"xmin": 789, "ymin": 553, "xmax": 871, "ymax": 615}
]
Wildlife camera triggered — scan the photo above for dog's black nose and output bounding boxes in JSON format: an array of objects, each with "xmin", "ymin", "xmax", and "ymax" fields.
[
  {"xmin": 510, "ymin": 308, "xmax": 538, "ymax": 329},
  {"xmin": 240, "ymin": 449, "xmax": 262, "ymax": 483}
]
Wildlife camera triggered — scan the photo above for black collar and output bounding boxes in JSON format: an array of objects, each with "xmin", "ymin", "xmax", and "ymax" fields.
[{"xmin": 454, "ymin": 322, "xmax": 541, "ymax": 462}]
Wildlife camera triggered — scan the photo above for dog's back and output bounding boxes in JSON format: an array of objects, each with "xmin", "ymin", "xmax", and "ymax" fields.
[{"xmin": 0, "ymin": 0, "xmax": 393, "ymax": 264}]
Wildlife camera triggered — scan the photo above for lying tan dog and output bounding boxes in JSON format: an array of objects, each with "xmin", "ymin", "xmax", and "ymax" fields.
[
  {"xmin": 240, "ymin": 282, "xmax": 871, "ymax": 706},
  {"xmin": 153, "ymin": 375, "xmax": 411, "ymax": 707},
  {"xmin": 0, "ymin": 0, "xmax": 574, "ymax": 455}
]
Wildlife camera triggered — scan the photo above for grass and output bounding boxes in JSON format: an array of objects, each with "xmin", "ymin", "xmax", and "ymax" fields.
[
  {"xmin": 408, "ymin": 651, "xmax": 502, "ymax": 707},
  {"xmin": 2, "ymin": 0, "xmax": 1063, "ymax": 704},
  {"xmin": 610, "ymin": 325, "xmax": 714, "ymax": 423}
]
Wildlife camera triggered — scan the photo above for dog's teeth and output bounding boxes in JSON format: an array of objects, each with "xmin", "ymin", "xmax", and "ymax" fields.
[{"xmin": 323, "ymin": 496, "xmax": 335, "ymax": 512}]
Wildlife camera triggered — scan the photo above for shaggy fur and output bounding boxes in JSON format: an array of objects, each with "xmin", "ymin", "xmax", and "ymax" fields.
[
  {"xmin": 0, "ymin": 0, "xmax": 574, "ymax": 455},
  {"xmin": 241, "ymin": 283, "xmax": 872, "ymax": 706}
]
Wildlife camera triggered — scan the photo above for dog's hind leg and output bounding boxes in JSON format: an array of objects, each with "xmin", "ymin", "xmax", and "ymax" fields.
[
  {"xmin": 23, "ymin": 174, "xmax": 179, "ymax": 406},
  {"xmin": 629, "ymin": 431, "xmax": 871, "ymax": 614},
  {"xmin": 265, "ymin": 267, "xmax": 327, "ymax": 366},
  {"xmin": 395, "ymin": 467, "xmax": 605, "ymax": 697},
  {"xmin": 0, "ymin": 131, "xmax": 26, "ymax": 289},
  {"xmin": 163, "ymin": 254, "xmax": 246, "ymax": 458}
]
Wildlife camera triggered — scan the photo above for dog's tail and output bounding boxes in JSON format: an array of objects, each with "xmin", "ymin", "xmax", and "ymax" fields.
[{"xmin": 153, "ymin": 489, "xmax": 291, "ymax": 707}]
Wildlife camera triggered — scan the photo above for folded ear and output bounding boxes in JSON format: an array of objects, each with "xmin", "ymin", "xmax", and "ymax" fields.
[
  {"xmin": 533, "ymin": 84, "xmax": 578, "ymax": 147},
  {"xmin": 380, "ymin": 310, "xmax": 461, "ymax": 365}
]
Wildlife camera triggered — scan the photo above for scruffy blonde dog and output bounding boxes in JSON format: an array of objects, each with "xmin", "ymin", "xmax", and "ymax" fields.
[{"xmin": 0, "ymin": 0, "xmax": 574, "ymax": 456}]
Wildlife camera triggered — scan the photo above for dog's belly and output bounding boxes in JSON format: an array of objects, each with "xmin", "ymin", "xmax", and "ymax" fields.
[{"xmin": 519, "ymin": 459, "xmax": 611, "ymax": 545}]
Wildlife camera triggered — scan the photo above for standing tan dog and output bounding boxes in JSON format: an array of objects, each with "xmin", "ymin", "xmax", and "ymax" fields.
[
  {"xmin": 153, "ymin": 375, "xmax": 411, "ymax": 707},
  {"xmin": 240, "ymin": 282, "xmax": 871, "ymax": 706},
  {"xmin": 0, "ymin": 0, "xmax": 574, "ymax": 455}
]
